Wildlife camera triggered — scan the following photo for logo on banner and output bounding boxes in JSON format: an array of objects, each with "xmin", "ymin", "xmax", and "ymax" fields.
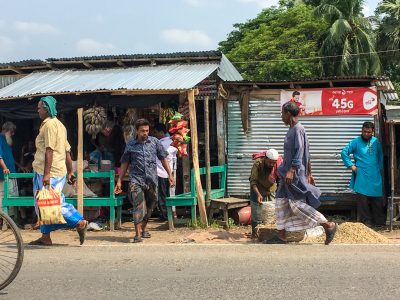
[{"xmin": 280, "ymin": 87, "xmax": 377, "ymax": 116}]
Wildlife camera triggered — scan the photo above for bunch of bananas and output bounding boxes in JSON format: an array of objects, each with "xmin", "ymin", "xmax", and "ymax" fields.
[
  {"xmin": 83, "ymin": 106, "xmax": 107, "ymax": 138},
  {"xmin": 159, "ymin": 108, "xmax": 175, "ymax": 124}
]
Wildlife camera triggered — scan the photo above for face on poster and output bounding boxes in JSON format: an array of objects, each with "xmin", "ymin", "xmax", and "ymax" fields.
[{"xmin": 280, "ymin": 87, "xmax": 378, "ymax": 116}]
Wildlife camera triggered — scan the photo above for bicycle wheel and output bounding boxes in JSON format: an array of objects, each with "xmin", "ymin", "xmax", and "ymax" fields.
[{"xmin": 0, "ymin": 211, "xmax": 24, "ymax": 290}]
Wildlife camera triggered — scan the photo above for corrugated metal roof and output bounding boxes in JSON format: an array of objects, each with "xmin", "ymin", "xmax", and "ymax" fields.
[
  {"xmin": 218, "ymin": 54, "xmax": 243, "ymax": 81},
  {"xmin": 46, "ymin": 50, "xmax": 222, "ymax": 62},
  {"xmin": 0, "ymin": 63, "xmax": 220, "ymax": 100},
  {"xmin": 0, "ymin": 75, "xmax": 22, "ymax": 89},
  {"xmin": 0, "ymin": 59, "xmax": 45, "ymax": 68}
]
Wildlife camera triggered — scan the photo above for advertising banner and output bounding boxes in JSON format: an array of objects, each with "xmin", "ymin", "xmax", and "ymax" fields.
[{"xmin": 280, "ymin": 87, "xmax": 378, "ymax": 116}]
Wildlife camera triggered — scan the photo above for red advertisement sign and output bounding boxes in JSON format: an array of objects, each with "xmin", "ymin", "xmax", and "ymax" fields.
[{"xmin": 280, "ymin": 87, "xmax": 378, "ymax": 116}]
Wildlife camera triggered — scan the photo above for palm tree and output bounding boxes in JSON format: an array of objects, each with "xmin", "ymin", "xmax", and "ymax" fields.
[
  {"xmin": 376, "ymin": 0, "xmax": 400, "ymax": 59},
  {"xmin": 315, "ymin": 0, "xmax": 381, "ymax": 76}
]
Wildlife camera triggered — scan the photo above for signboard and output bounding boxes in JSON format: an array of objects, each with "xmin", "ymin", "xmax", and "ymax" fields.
[{"xmin": 280, "ymin": 87, "xmax": 378, "ymax": 116}]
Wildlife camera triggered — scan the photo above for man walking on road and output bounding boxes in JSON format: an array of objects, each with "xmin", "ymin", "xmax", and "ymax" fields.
[
  {"xmin": 266, "ymin": 101, "xmax": 337, "ymax": 244},
  {"xmin": 115, "ymin": 119, "xmax": 175, "ymax": 243},
  {"xmin": 29, "ymin": 96, "xmax": 87, "ymax": 246},
  {"xmin": 341, "ymin": 121, "xmax": 386, "ymax": 226}
]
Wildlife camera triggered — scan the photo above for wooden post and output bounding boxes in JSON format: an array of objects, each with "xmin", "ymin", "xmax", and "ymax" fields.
[
  {"xmin": 77, "ymin": 108, "xmax": 84, "ymax": 214},
  {"xmin": 188, "ymin": 89, "xmax": 207, "ymax": 224},
  {"xmin": 216, "ymin": 97, "xmax": 226, "ymax": 166},
  {"xmin": 180, "ymin": 92, "xmax": 191, "ymax": 193},
  {"xmin": 204, "ymin": 96, "xmax": 211, "ymax": 208},
  {"xmin": 389, "ymin": 122, "xmax": 395, "ymax": 231}
]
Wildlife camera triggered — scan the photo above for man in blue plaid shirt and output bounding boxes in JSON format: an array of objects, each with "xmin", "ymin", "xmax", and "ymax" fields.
[{"xmin": 115, "ymin": 119, "xmax": 175, "ymax": 243}]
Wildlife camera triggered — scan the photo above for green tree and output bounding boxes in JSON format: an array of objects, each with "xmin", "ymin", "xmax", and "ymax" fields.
[
  {"xmin": 376, "ymin": 0, "xmax": 400, "ymax": 94},
  {"xmin": 315, "ymin": 0, "xmax": 381, "ymax": 76},
  {"xmin": 218, "ymin": 5, "xmax": 327, "ymax": 81}
]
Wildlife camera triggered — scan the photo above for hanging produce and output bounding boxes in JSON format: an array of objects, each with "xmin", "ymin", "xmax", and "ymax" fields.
[
  {"xmin": 123, "ymin": 108, "xmax": 137, "ymax": 126},
  {"xmin": 159, "ymin": 107, "xmax": 175, "ymax": 124},
  {"xmin": 83, "ymin": 106, "xmax": 107, "ymax": 138},
  {"xmin": 168, "ymin": 112, "xmax": 190, "ymax": 157}
]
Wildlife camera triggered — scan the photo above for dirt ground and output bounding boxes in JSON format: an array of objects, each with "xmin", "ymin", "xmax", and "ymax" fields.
[{"xmin": 20, "ymin": 219, "xmax": 400, "ymax": 246}]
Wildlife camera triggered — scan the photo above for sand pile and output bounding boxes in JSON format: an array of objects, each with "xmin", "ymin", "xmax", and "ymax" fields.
[
  {"xmin": 303, "ymin": 222, "xmax": 390, "ymax": 244},
  {"xmin": 257, "ymin": 222, "xmax": 391, "ymax": 244}
]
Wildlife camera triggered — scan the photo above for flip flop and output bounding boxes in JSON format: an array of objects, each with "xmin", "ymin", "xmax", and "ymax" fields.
[
  {"xmin": 133, "ymin": 236, "xmax": 142, "ymax": 243},
  {"xmin": 28, "ymin": 238, "xmax": 52, "ymax": 246},
  {"xmin": 77, "ymin": 220, "xmax": 88, "ymax": 245},
  {"xmin": 263, "ymin": 236, "xmax": 288, "ymax": 244},
  {"xmin": 324, "ymin": 223, "xmax": 338, "ymax": 245},
  {"xmin": 141, "ymin": 231, "xmax": 151, "ymax": 238}
]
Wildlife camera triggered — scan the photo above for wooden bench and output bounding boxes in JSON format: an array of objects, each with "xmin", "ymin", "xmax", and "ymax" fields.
[
  {"xmin": 208, "ymin": 197, "xmax": 250, "ymax": 228},
  {"xmin": 2, "ymin": 171, "xmax": 125, "ymax": 231},
  {"xmin": 165, "ymin": 165, "xmax": 227, "ymax": 230}
]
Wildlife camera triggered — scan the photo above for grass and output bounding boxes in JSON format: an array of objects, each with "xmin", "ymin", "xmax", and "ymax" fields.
[{"xmin": 186, "ymin": 217, "xmax": 237, "ymax": 230}]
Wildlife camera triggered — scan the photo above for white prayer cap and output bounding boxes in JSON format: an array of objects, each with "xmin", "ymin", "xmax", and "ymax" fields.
[{"xmin": 266, "ymin": 149, "xmax": 279, "ymax": 161}]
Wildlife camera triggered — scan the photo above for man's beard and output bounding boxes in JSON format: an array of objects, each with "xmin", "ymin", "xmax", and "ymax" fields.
[
  {"xmin": 5, "ymin": 134, "xmax": 12, "ymax": 146},
  {"xmin": 361, "ymin": 134, "xmax": 371, "ymax": 142}
]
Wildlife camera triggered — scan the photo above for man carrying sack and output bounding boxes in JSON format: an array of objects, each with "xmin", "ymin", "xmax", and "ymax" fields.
[
  {"xmin": 29, "ymin": 96, "xmax": 88, "ymax": 246},
  {"xmin": 249, "ymin": 149, "xmax": 282, "ymax": 238}
]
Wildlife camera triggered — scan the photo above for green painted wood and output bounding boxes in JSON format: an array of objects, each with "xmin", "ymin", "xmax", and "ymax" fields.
[
  {"xmin": 166, "ymin": 164, "xmax": 227, "ymax": 229},
  {"xmin": 2, "ymin": 171, "xmax": 124, "ymax": 231}
]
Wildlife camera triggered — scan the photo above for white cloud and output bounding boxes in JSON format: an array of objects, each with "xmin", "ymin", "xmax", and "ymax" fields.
[
  {"xmin": 160, "ymin": 29, "xmax": 213, "ymax": 48},
  {"xmin": 15, "ymin": 21, "xmax": 59, "ymax": 34},
  {"xmin": 0, "ymin": 35, "xmax": 15, "ymax": 54},
  {"xmin": 237, "ymin": 0, "xmax": 278, "ymax": 8},
  {"xmin": 76, "ymin": 38, "xmax": 116, "ymax": 55}
]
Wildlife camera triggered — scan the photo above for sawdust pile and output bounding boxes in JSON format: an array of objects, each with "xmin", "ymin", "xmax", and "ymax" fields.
[
  {"xmin": 303, "ymin": 222, "xmax": 390, "ymax": 244},
  {"xmin": 257, "ymin": 222, "xmax": 391, "ymax": 244}
]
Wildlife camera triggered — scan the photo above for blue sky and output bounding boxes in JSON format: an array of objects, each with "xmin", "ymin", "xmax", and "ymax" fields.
[{"xmin": 0, "ymin": 0, "xmax": 379, "ymax": 63}]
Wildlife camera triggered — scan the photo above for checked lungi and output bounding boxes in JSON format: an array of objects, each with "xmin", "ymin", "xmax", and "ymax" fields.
[
  {"xmin": 128, "ymin": 182, "xmax": 158, "ymax": 225},
  {"xmin": 275, "ymin": 197, "xmax": 327, "ymax": 232},
  {"xmin": 33, "ymin": 172, "xmax": 84, "ymax": 234}
]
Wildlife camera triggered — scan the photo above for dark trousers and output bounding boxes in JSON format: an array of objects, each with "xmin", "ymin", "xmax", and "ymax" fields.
[
  {"xmin": 357, "ymin": 193, "xmax": 386, "ymax": 226},
  {"xmin": 157, "ymin": 177, "xmax": 169, "ymax": 219}
]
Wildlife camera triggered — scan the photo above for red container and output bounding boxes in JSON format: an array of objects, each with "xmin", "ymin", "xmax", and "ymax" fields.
[{"xmin": 236, "ymin": 206, "xmax": 251, "ymax": 225}]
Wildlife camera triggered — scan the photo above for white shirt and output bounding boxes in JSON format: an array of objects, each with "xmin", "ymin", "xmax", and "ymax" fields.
[{"xmin": 157, "ymin": 136, "xmax": 177, "ymax": 178}]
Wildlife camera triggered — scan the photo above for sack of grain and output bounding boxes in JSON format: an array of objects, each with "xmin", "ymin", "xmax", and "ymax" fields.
[{"xmin": 261, "ymin": 201, "xmax": 276, "ymax": 225}]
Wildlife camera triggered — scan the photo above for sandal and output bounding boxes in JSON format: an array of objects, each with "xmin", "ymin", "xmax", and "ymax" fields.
[
  {"xmin": 324, "ymin": 223, "xmax": 338, "ymax": 245},
  {"xmin": 77, "ymin": 220, "xmax": 88, "ymax": 245},
  {"xmin": 263, "ymin": 236, "xmax": 288, "ymax": 244},
  {"xmin": 141, "ymin": 231, "xmax": 151, "ymax": 238},
  {"xmin": 28, "ymin": 238, "xmax": 52, "ymax": 246},
  {"xmin": 133, "ymin": 236, "xmax": 143, "ymax": 243}
]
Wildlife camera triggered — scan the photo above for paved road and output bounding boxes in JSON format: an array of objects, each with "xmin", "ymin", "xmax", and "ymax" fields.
[{"xmin": 2, "ymin": 244, "xmax": 400, "ymax": 299}]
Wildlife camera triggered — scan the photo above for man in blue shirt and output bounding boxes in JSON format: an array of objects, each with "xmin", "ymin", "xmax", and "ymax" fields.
[
  {"xmin": 0, "ymin": 122, "xmax": 18, "ymax": 214},
  {"xmin": 341, "ymin": 121, "xmax": 386, "ymax": 226},
  {"xmin": 115, "ymin": 119, "xmax": 175, "ymax": 243}
]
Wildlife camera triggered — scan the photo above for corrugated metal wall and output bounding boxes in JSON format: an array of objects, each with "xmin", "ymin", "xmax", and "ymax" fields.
[
  {"xmin": 0, "ymin": 76, "xmax": 22, "ymax": 89},
  {"xmin": 227, "ymin": 97, "xmax": 373, "ymax": 196}
]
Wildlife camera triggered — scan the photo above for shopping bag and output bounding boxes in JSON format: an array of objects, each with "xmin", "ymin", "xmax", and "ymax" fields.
[{"xmin": 36, "ymin": 187, "xmax": 66, "ymax": 225}]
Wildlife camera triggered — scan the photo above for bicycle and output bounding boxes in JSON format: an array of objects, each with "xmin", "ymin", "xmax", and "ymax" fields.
[{"xmin": 0, "ymin": 210, "xmax": 24, "ymax": 290}]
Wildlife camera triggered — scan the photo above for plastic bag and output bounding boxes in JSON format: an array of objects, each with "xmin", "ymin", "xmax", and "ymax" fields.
[{"xmin": 36, "ymin": 187, "xmax": 66, "ymax": 225}]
